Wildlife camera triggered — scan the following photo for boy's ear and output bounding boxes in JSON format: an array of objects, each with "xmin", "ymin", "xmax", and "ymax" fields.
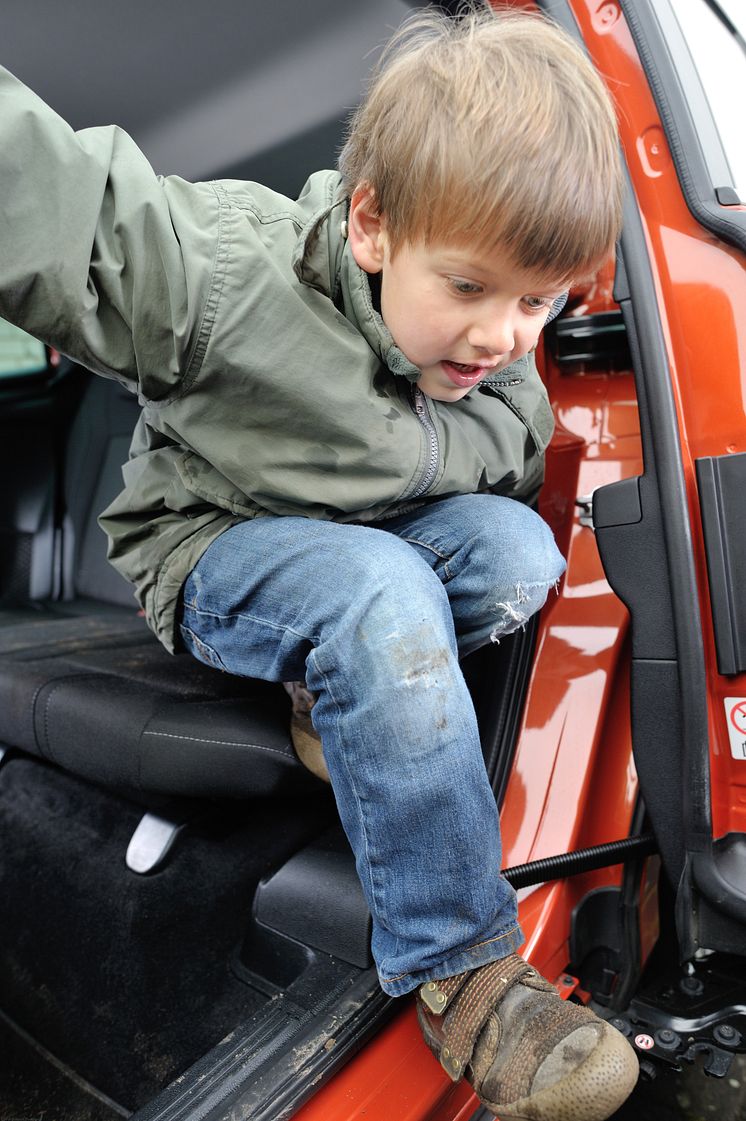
[{"xmin": 348, "ymin": 184, "xmax": 387, "ymax": 274}]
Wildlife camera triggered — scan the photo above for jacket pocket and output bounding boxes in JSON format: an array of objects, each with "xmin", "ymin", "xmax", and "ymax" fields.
[{"xmin": 176, "ymin": 452, "xmax": 261, "ymax": 517}]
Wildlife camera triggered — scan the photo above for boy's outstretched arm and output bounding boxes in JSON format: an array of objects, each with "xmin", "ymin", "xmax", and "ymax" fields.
[{"xmin": 0, "ymin": 65, "xmax": 220, "ymax": 399}]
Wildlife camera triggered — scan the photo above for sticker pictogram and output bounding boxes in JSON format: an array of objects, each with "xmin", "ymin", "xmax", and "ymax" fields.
[
  {"xmin": 634, "ymin": 1033, "xmax": 654, "ymax": 1051},
  {"xmin": 724, "ymin": 698, "xmax": 746, "ymax": 760}
]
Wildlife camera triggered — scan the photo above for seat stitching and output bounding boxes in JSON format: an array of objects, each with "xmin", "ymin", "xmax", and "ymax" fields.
[
  {"xmin": 30, "ymin": 678, "xmax": 53, "ymax": 757},
  {"xmin": 29, "ymin": 672, "xmax": 294, "ymax": 766},
  {"xmin": 41, "ymin": 676, "xmax": 93, "ymax": 764},
  {"xmin": 31, "ymin": 671, "xmax": 107, "ymax": 760},
  {"xmin": 142, "ymin": 729, "xmax": 291, "ymax": 757}
]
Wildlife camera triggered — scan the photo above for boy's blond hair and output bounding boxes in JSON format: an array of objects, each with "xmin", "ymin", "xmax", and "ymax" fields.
[{"xmin": 339, "ymin": 5, "xmax": 622, "ymax": 282}]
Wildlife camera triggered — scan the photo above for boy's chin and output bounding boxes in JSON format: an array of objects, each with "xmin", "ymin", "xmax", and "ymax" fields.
[{"xmin": 416, "ymin": 373, "xmax": 473, "ymax": 403}]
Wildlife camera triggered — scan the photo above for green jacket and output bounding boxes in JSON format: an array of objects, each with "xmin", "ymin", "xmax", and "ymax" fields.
[{"xmin": 0, "ymin": 66, "xmax": 554, "ymax": 653}]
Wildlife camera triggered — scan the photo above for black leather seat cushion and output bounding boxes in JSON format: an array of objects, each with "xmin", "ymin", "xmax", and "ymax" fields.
[
  {"xmin": 0, "ymin": 608, "xmax": 320, "ymax": 798},
  {"xmin": 0, "ymin": 373, "xmax": 324, "ymax": 799}
]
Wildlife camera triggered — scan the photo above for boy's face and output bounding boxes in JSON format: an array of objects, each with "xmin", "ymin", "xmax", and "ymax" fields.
[
  {"xmin": 348, "ymin": 188, "xmax": 566, "ymax": 403},
  {"xmin": 378, "ymin": 240, "xmax": 565, "ymax": 402}
]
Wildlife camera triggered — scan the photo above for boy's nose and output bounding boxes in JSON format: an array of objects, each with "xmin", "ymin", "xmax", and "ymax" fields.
[{"xmin": 467, "ymin": 314, "xmax": 514, "ymax": 358}]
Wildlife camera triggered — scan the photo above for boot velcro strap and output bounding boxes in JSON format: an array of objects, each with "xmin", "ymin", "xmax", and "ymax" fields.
[
  {"xmin": 439, "ymin": 956, "xmax": 535, "ymax": 1080},
  {"xmin": 419, "ymin": 971, "xmax": 468, "ymax": 1015}
]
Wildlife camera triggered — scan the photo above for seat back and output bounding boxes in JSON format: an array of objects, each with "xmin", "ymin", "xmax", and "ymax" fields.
[{"xmin": 62, "ymin": 375, "xmax": 142, "ymax": 607}]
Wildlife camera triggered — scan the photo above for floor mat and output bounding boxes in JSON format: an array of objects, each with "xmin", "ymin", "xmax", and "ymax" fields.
[
  {"xmin": 0, "ymin": 1009, "xmax": 129, "ymax": 1120},
  {"xmin": 0, "ymin": 757, "xmax": 336, "ymax": 1109}
]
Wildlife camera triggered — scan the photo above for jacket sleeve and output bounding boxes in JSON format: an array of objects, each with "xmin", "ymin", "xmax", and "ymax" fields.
[{"xmin": 0, "ymin": 65, "xmax": 221, "ymax": 400}]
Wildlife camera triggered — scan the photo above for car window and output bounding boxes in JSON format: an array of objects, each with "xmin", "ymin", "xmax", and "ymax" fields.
[
  {"xmin": 0, "ymin": 319, "xmax": 47, "ymax": 380},
  {"xmin": 672, "ymin": 0, "xmax": 746, "ymax": 200}
]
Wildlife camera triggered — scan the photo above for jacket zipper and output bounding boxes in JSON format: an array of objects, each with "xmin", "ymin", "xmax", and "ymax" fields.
[{"xmin": 405, "ymin": 385, "xmax": 440, "ymax": 499}]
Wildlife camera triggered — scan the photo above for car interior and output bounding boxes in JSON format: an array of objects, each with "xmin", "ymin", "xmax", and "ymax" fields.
[{"xmin": 0, "ymin": 3, "xmax": 550, "ymax": 1116}]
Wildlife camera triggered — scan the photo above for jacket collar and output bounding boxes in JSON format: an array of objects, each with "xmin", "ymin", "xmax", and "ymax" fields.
[
  {"xmin": 291, "ymin": 172, "xmax": 347, "ymax": 298},
  {"xmin": 291, "ymin": 172, "xmax": 421, "ymax": 383},
  {"xmin": 338, "ymin": 239, "xmax": 422, "ymax": 382}
]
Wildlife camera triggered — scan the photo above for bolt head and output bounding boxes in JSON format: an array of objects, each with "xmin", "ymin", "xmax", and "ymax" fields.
[
  {"xmin": 714, "ymin": 1023, "xmax": 738, "ymax": 1045},
  {"xmin": 654, "ymin": 1028, "xmax": 681, "ymax": 1051}
]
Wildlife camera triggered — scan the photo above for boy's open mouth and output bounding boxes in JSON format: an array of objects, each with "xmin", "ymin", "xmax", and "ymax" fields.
[{"xmin": 441, "ymin": 360, "xmax": 490, "ymax": 388}]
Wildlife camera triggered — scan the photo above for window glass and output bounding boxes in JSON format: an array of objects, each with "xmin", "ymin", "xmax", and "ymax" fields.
[
  {"xmin": 672, "ymin": 0, "xmax": 746, "ymax": 199},
  {"xmin": 0, "ymin": 319, "xmax": 47, "ymax": 380}
]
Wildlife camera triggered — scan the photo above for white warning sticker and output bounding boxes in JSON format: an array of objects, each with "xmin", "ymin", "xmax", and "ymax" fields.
[{"xmin": 724, "ymin": 698, "xmax": 746, "ymax": 760}]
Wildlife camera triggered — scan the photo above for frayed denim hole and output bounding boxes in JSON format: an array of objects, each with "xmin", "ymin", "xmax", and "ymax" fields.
[{"xmin": 488, "ymin": 578, "xmax": 559, "ymax": 644}]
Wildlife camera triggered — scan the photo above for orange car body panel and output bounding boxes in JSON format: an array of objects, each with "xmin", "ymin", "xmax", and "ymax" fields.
[{"xmin": 566, "ymin": 0, "xmax": 746, "ymax": 839}]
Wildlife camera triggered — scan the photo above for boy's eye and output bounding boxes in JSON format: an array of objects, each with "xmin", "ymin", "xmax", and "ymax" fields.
[
  {"xmin": 523, "ymin": 295, "xmax": 552, "ymax": 312},
  {"xmin": 446, "ymin": 276, "xmax": 483, "ymax": 296}
]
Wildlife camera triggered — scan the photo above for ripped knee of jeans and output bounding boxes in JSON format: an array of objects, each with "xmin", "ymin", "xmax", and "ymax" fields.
[{"xmin": 489, "ymin": 578, "xmax": 560, "ymax": 643}]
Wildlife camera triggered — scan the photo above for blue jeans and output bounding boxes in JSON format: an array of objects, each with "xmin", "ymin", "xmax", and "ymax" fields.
[{"xmin": 180, "ymin": 494, "xmax": 565, "ymax": 996}]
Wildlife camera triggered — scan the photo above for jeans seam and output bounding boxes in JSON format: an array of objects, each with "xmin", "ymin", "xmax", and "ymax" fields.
[
  {"xmin": 180, "ymin": 623, "xmax": 228, "ymax": 672},
  {"xmin": 399, "ymin": 535, "xmax": 451, "ymax": 561},
  {"xmin": 400, "ymin": 534, "xmax": 457, "ymax": 581},
  {"xmin": 183, "ymin": 603, "xmax": 317, "ymax": 645},
  {"xmin": 381, "ymin": 924, "xmax": 523, "ymax": 984},
  {"xmin": 309, "ymin": 650, "xmax": 391, "ymax": 937}
]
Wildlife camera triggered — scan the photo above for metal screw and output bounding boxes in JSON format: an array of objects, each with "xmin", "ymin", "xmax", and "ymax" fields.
[
  {"xmin": 679, "ymin": 975, "xmax": 704, "ymax": 997},
  {"xmin": 714, "ymin": 1024, "xmax": 740, "ymax": 1046}
]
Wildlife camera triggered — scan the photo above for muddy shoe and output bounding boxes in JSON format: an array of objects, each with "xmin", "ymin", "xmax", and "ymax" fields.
[
  {"xmin": 417, "ymin": 953, "xmax": 638, "ymax": 1121},
  {"xmin": 283, "ymin": 681, "xmax": 330, "ymax": 783}
]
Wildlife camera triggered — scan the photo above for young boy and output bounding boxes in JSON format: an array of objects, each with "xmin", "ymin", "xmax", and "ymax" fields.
[{"xmin": 0, "ymin": 6, "xmax": 638, "ymax": 1118}]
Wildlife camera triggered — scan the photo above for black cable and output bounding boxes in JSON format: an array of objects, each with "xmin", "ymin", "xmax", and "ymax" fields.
[{"xmin": 502, "ymin": 834, "xmax": 658, "ymax": 890}]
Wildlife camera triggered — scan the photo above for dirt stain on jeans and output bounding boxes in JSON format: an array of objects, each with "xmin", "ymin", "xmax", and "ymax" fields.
[{"xmin": 402, "ymin": 646, "xmax": 449, "ymax": 690}]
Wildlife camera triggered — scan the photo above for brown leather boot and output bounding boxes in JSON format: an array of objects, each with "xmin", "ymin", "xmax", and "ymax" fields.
[
  {"xmin": 283, "ymin": 680, "xmax": 330, "ymax": 783},
  {"xmin": 417, "ymin": 954, "xmax": 638, "ymax": 1121}
]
